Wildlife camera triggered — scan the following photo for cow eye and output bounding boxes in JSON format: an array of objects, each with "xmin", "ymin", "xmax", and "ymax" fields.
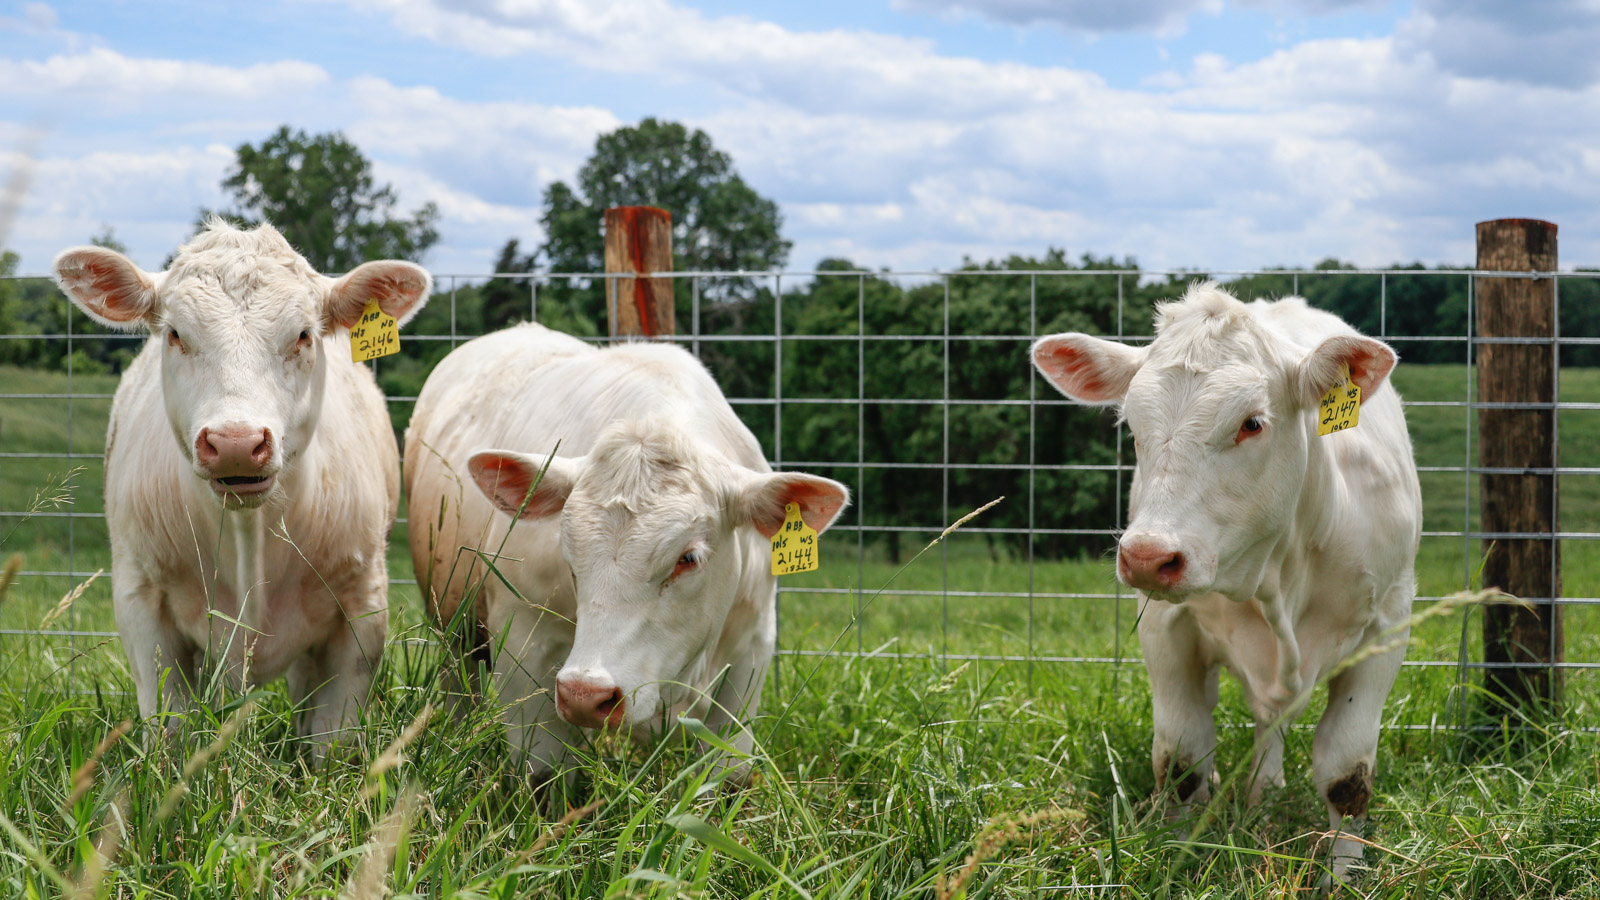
[
  {"xmin": 1237, "ymin": 416, "xmax": 1264, "ymax": 442},
  {"xmin": 166, "ymin": 328, "xmax": 183, "ymax": 351},
  {"xmin": 673, "ymin": 550, "xmax": 703, "ymax": 578}
]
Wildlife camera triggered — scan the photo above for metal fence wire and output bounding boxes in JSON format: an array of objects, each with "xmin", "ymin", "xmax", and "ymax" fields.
[{"xmin": 2, "ymin": 266, "xmax": 1597, "ymax": 717}]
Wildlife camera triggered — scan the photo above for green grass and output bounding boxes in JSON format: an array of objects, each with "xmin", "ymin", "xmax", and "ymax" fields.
[{"xmin": 1, "ymin": 362, "xmax": 1598, "ymax": 896}]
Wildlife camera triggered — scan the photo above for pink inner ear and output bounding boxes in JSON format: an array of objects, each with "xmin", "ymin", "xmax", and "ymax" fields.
[
  {"xmin": 471, "ymin": 455, "xmax": 539, "ymax": 517},
  {"xmin": 753, "ymin": 478, "xmax": 847, "ymax": 538},
  {"xmin": 62, "ymin": 255, "xmax": 149, "ymax": 322},
  {"xmin": 1038, "ymin": 344, "xmax": 1105, "ymax": 397},
  {"xmin": 1034, "ymin": 337, "xmax": 1131, "ymax": 403},
  {"xmin": 331, "ymin": 263, "xmax": 429, "ymax": 328},
  {"xmin": 1348, "ymin": 344, "xmax": 1397, "ymax": 398}
]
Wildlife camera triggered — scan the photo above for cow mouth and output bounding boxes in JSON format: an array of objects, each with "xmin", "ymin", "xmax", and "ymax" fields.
[{"xmin": 209, "ymin": 474, "xmax": 276, "ymax": 496}]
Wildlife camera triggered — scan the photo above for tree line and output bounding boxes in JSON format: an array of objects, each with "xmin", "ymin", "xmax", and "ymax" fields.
[{"xmin": 4, "ymin": 121, "xmax": 1598, "ymax": 561}]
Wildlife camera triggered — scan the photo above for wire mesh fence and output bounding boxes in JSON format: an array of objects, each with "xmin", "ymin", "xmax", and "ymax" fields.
[{"xmin": 2, "ymin": 265, "xmax": 1597, "ymax": 720}]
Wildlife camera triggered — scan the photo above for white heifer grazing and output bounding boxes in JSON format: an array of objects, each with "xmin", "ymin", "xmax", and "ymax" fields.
[
  {"xmin": 1033, "ymin": 283, "xmax": 1420, "ymax": 882},
  {"xmin": 52, "ymin": 220, "xmax": 430, "ymax": 753},
  {"xmin": 404, "ymin": 323, "xmax": 849, "ymax": 782}
]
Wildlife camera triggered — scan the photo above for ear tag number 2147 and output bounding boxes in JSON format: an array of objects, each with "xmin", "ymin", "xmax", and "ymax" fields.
[
  {"xmin": 771, "ymin": 502, "xmax": 819, "ymax": 575},
  {"xmin": 350, "ymin": 299, "xmax": 400, "ymax": 363},
  {"xmin": 1317, "ymin": 364, "xmax": 1361, "ymax": 436}
]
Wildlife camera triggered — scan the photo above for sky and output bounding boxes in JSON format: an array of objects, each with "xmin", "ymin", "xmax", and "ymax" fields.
[{"xmin": 3, "ymin": 0, "xmax": 1599, "ymax": 277}]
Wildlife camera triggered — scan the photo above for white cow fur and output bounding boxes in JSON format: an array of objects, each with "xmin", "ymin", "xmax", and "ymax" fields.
[
  {"xmin": 51, "ymin": 220, "xmax": 430, "ymax": 753},
  {"xmin": 1032, "ymin": 283, "xmax": 1421, "ymax": 883},
  {"xmin": 404, "ymin": 323, "xmax": 848, "ymax": 783}
]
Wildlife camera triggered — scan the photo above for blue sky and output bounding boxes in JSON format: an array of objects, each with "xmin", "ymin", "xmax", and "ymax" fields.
[{"xmin": 4, "ymin": 0, "xmax": 1599, "ymax": 277}]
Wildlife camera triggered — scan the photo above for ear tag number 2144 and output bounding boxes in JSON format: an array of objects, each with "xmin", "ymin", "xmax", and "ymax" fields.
[
  {"xmin": 350, "ymin": 299, "xmax": 400, "ymax": 363},
  {"xmin": 771, "ymin": 502, "xmax": 819, "ymax": 575}
]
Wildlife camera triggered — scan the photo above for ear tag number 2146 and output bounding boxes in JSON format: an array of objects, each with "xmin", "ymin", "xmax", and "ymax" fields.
[
  {"xmin": 350, "ymin": 299, "xmax": 400, "ymax": 363},
  {"xmin": 771, "ymin": 502, "xmax": 819, "ymax": 576},
  {"xmin": 1317, "ymin": 364, "xmax": 1361, "ymax": 436}
]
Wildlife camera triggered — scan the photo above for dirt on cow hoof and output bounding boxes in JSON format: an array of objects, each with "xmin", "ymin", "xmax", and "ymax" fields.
[
  {"xmin": 1155, "ymin": 752, "xmax": 1208, "ymax": 805},
  {"xmin": 1325, "ymin": 762, "xmax": 1373, "ymax": 818}
]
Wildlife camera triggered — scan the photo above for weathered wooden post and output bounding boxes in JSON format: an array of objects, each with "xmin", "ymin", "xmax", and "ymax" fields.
[
  {"xmin": 1476, "ymin": 217, "xmax": 1563, "ymax": 713},
  {"xmin": 604, "ymin": 206, "xmax": 674, "ymax": 339}
]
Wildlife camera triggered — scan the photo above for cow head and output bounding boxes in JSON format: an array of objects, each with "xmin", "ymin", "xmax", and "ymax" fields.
[
  {"xmin": 1032, "ymin": 282, "xmax": 1395, "ymax": 603},
  {"xmin": 469, "ymin": 419, "xmax": 849, "ymax": 732},
  {"xmin": 53, "ymin": 219, "xmax": 430, "ymax": 509}
]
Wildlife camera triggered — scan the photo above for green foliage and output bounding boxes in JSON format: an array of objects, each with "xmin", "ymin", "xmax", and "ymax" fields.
[
  {"xmin": 537, "ymin": 117, "xmax": 791, "ymax": 323},
  {"xmin": 477, "ymin": 238, "xmax": 598, "ymax": 336},
  {"xmin": 540, "ymin": 117, "xmax": 790, "ymax": 275},
  {"xmin": 206, "ymin": 125, "xmax": 440, "ymax": 273}
]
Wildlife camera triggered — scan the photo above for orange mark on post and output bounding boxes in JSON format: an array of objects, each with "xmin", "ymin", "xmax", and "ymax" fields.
[{"xmin": 618, "ymin": 206, "xmax": 668, "ymax": 337}]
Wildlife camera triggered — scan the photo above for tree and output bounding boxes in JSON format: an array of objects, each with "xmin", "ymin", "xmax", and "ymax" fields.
[
  {"xmin": 537, "ymin": 118, "xmax": 791, "ymax": 319},
  {"xmin": 207, "ymin": 126, "xmax": 439, "ymax": 273}
]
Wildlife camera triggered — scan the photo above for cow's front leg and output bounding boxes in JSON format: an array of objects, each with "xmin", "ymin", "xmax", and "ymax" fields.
[
  {"xmin": 289, "ymin": 589, "xmax": 388, "ymax": 759},
  {"xmin": 490, "ymin": 599, "xmax": 584, "ymax": 795},
  {"xmin": 113, "ymin": 572, "xmax": 196, "ymax": 733},
  {"xmin": 1312, "ymin": 619, "xmax": 1407, "ymax": 885},
  {"xmin": 1139, "ymin": 600, "xmax": 1219, "ymax": 815}
]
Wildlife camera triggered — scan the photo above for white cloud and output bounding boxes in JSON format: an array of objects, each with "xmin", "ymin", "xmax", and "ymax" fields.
[
  {"xmin": 11, "ymin": 145, "xmax": 233, "ymax": 272},
  {"xmin": 345, "ymin": 77, "xmax": 618, "ymax": 207},
  {"xmin": 345, "ymin": 0, "xmax": 1108, "ymax": 118},
  {"xmin": 1397, "ymin": 0, "xmax": 1600, "ymax": 89},
  {"xmin": 15, "ymin": 0, "xmax": 1600, "ymax": 281},
  {"xmin": 891, "ymin": 0, "xmax": 1220, "ymax": 35},
  {"xmin": 0, "ymin": 47, "xmax": 329, "ymax": 106}
]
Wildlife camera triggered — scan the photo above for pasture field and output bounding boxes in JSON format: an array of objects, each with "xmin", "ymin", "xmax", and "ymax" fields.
[{"xmin": 0, "ymin": 362, "xmax": 1598, "ymax": 896}]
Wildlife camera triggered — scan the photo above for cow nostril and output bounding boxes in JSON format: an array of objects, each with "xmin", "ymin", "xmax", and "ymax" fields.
[
  {"xmin": 252, "ymin": 428, "xmax": 273, "ymax": 466},
  {"xmin": 1158, "ymin": 553, "xmax": 1185, "ymax": 579},
  {"xmin": 595, "ymin": 687, "xmax": 624, "ymax": 718},
  {"xmin": 195, "ymin": 429, "xmax": 216, "ymax": 463}
]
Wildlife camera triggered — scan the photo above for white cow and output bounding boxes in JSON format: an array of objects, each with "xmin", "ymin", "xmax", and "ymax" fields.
[
  {"xmin": 1032, "ymin": 282, "xmax": 1420, "ymax": 882},
  {"xmin": 52, "ymin": 219, "xmax": 430, "ymax": 754},
  {"xmin": 404, "ymin": 323, "xmax": 849, "ymax": 784}
]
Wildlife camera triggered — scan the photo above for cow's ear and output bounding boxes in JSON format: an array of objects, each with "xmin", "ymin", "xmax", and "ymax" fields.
[
  {"xmin": 53, "ymin": 247, "xmax": 162, "ymax": 331},
  {"xmin": 737, "ymin": 471, "xmax": 851, "ymax": 539},
  {"xmin": 1032, "ymin": 333, "xmax": 1143, "ymax": 405},
  {"xmin": 1296, "ymin": 335, "xmax": 1397, "ymax": 408},
  {"xmin": 322, "ymin": 260, "xmax": 432, "ymax": 332},
  {"xmin": 468, "ymin": 450, "xmax": 583, "ymax": 520}
]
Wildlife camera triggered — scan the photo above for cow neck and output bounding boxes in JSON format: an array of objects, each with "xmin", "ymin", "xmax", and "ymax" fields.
[
  {"xmin": 1294, "ymin": 408, "xmax": 1344, "ymax": 563},
  {"xmin": 226, "ymin": 506, "xmax": 268, "ymax": 640},
  {"xmin": 1251, "ymin": 409, "xmax": 1344, "ymax": 708}
]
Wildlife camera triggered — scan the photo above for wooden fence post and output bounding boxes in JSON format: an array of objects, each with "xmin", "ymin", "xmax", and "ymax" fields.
[
  {"xmin": 604, "ymin": 206, "xmax": 674, "ymax": 339},
  {"xmin": 1476, "ymin": 217, "xmax": 1563, "ymax": 714}
]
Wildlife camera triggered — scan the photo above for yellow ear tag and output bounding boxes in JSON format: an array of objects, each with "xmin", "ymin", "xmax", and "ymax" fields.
[
  {"xmin": 350, "ymin": 299, "xmax": 400, "ymax": 362},
  {"xmin": 770, "ymin": 502, "xmax": 819, "ymax": 576},
  {"xmin": 1317, "ymin": 364, "xmax": 1361, "ymax": 436}
]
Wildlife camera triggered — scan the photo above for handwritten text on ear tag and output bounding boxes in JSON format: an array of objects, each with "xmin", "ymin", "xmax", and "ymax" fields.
[
  {"xmin": 771, "ymin": 502, "xmax": 819, "ymax": 575},
  {"xmin": 350, "ymin": 299, "xmax": 400, "ymax": 362},
  {"xmin": 1317, "ymin": 364, "xmax": 1361, "ymax": 436}
]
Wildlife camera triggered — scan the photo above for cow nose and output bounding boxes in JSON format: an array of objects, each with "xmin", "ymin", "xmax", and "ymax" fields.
[
  {"xmin": 1118, "ymin": 537, "xmax": 1187, "ymax": 593},
  {"xmin": 196, "ymin": 426, "xmax": 273, "ymax": 474},
  {"xmin": 556, "ymin": 675, "xmax": 626, "ymax": 729}
]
